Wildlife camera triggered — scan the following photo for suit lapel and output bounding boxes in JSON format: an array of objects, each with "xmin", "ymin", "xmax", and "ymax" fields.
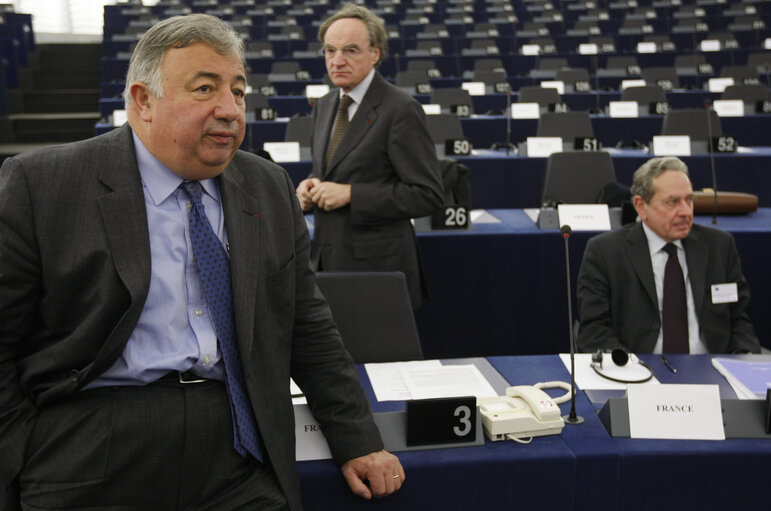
[
  {"xmin": 97, "ymin": 125, "xmax": 151, "ymax": 305},
  {"xmin": 218, "ymin": 162, "xmax": 261, "ymax": 361},
  {"xmin": 324, "ymin": 73, "xmax": 385, "ymax": 178},
  {"xmin": 683, "ymin": 227, "xmax": 707, "ymax": 317},
  {"xmin": 316, "ymin": 93, "xmax": 337, "ymax": 179},
  {"xmin": 624, "ymin": 223, "xmax": 658, "ymax": 307},
  {"xmin": 89, "ymin": 125, "xmax": 152, "ymax": 377}
]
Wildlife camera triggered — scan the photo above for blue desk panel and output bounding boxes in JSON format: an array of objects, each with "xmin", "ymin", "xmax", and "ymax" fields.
[{"xmin": 413, "ymin": 209, "xmax": 771, "ymax": 357}]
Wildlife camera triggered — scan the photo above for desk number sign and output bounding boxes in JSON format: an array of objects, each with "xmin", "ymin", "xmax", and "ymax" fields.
[
  {"xmin": 445, "ymin": 138, "xmax": 472, "ymax": 156},
  {"xmin": 431, "ymin": 204, "xmax": 470, "ymax": 230},
  {"xmin": 406, "ymin": 396, "xmax": 477, "ymax": 446}
]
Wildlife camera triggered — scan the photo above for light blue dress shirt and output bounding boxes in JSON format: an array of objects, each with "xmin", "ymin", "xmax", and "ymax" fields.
[{"xmin": 85, "ymin": 133, "xmax": 226, "ymax": 388}]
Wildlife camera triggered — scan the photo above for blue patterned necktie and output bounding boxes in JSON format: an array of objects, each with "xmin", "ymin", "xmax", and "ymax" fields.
[{"xmin": 180, "ymin": 180, "xmax": 263, "ymax": 461}]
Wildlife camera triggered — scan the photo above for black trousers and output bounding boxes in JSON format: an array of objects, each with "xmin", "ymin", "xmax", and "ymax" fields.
[{"xmin": 17, "ymin": 379, "xmax": 288, "ymax": 510}]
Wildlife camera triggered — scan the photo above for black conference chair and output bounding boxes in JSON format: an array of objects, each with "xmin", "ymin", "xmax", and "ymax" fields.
[
  {"xmin": 541, "ymin": 151, "xmax": 618, "ymax": 205},
  {"xmin": 555, "ymin": 68, "xmax": 592, "ymax": 92},
  {"xmin": 315, "ymin": 272, "xmax": 424, "ymax": 364},
  {"xmin": 425, "ymin": 113, "xmax": 465, "ymax": 155},
  {"xmin": 720, "ymin": 65, "xmax": 760, "ymax": 85},
  {"xmin": 518, "ymin": 85, "xmax": 561, "ymax": 113},
  {"xmin": 431, "ymin": 88, "xmax": 473, "ymax": 116},
  {"xmin": 643, "ymin": 67, "xmax": 680, "ymax": 91},
  {"xmin": 661, "ymin": 108, "xmax": 723, "ymax": 153},
  {"xmin": 621, "ymin": 85, "xmax": 667, "ymax": 110},
  {"xmin": 283, "ymin": 116, "xmax": 313, "ymax": 160},
  {"xmin": 395, "ymin": 70, "xmax": 432, "ymax": 94},
  {"xmin": 721, "ymin": 83, "xmax": 769, "ymax": 103},
  {"xmin": 536, "ymin": 111, "xmax": 595, "ymax": 144}
]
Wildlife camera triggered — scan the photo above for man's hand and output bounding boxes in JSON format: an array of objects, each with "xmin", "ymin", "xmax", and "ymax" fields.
[
  {"xmin": 341, "ymin": 450, "xmax": 405, "ymax": 500},
  {"xmin": 309, "ymin": 181, "xmax": 352, "ymax": 211},
  {"xmin": 295, "ymin": 178, "xmax": 321, "ymax": 211}
]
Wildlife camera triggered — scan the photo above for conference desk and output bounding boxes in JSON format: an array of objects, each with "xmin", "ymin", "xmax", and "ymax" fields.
[
  {"xmin": 410, "ymin": 209, "xmax": 771, "ymax": 357},
  {"xmin": 297, "ymin": 354, "xmax": 771, "ymax": 511},
  {"xmin": 264, "ymin": 148, "xmax": 771, "ymax": 209}
]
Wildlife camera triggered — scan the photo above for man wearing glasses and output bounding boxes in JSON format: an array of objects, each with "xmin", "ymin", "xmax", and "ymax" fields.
[{"xmin": 295, "ymin": 4, "xmax": 443, "ymax": 310}]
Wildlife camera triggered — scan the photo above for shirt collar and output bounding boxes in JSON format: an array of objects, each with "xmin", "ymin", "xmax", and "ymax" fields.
[
  {"xmin": 132, "ymin": 132, "xmax": 219, "ymax": 206},
  {"xmin": 642, "ymin": 221, "xmax": 684, "ymax": 256},
  {"xmin": 340, "ymin": 68, "xmax": 375, "ymax": 105}
]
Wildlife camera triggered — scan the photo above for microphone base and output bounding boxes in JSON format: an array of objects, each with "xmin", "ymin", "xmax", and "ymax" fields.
[{"xmin": 563, "ymin": 414, "xmax": 585, "ymax": 425}]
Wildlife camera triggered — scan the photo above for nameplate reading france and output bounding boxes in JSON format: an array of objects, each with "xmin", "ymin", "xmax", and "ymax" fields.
[
  {"xmin": 406, "ymin": 396, "xmax": 477, "ymax": 446},
  {"xmin": 627, "ymin": 384, "xmax": 725, "ymax": 440}
]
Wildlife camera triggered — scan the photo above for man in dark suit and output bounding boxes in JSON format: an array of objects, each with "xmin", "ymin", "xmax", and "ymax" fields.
[
  {"xmin": 0, "ymin": 14, "xmax": 403, "ymax": 510},
  {"xmin": 295, "ymin": 4, "xmax": 443, "ymax": 309},
  {"xmin": 577, "ymin": 156, "xmax": 760, "ymax": 355}
]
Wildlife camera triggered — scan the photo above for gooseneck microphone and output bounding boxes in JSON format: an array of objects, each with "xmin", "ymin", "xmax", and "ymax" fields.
[
  {"xmin": 705, "ymin": 106, "xmax": 719, "ymax": 225},
  {"xmin": 561, "ymin": 225, "xmax": 584, "ymax": 425}
]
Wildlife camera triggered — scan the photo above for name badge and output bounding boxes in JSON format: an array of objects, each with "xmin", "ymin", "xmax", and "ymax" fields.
[{"xmin": 711, "ymin": 283, "xmax": 738, "ymax": 304}]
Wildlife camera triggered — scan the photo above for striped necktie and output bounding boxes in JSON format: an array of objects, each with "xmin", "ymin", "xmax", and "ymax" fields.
[{"xmin": 326, "ymin": 94, "xmax": 354, "ymax": 167}]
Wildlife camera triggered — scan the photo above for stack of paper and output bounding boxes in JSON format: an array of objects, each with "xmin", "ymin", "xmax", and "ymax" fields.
[{"xmin": 712, "ymin": 357, "xmax": 771, "ymax": 399}]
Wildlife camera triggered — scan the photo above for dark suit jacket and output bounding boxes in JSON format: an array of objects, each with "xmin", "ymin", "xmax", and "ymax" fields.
[
  {"xmin": 576, "ymin": 222, "xmax": 760, "ymax": 354},
  {"xmin": 0, "ymin": 125, "xmax": 382, "ymax": 510},
  {"xmin": 309, "ymin": 72, "xmax": 443, "ymax": 308}
]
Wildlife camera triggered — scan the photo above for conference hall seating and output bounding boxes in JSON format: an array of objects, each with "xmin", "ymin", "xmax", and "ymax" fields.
[{"xmin": 90, "ymin": 0, "xmax": 771, "ymax": 355}]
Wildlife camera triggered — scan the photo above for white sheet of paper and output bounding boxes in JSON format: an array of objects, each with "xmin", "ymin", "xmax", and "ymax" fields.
[
  {"xmin": 652, "ymin": 135, "xmax": 691, "ymax": 156},
  {"xmin": 608, "ymin": 101, "xmax": 639, "ymax": 118},
  {"xmin": 526, "ymin": 136, "xmax": 563, "ymax": 157},
  {"xmin": 401, "ymin": 364, "xmax": 499, "ymax": 400},
  {"xmin": 559, "ymin": 353, "xmax": 660, "ymax": 390},
  {"xmin": 627, "ymin": 384, "xmax": 725, "ymax": 440},
  {"xmin": 558, "ymin": 204, "xmax": 612, "ymax": 231},
  {"xmin": 263, "ymin": 142, "xmax": 301, "ymax": 162},
  {"xmin": 511, "ymin": 102, "xmax": 541, "ymax": 119},
  {"xmin": 112, "ymin": 109, "xmax": 127, "ymax": 126},
  {"xmin": 713, "ymin": 99, "xmax": 744, "ymax": 117},
  {"xmin": 365, "ymin": 360, "xmax": 443, "ymax": 402},
  {"xmin": 462, "ymin": 81, "xmax": 486, "ymax": 96},
  {"xmin": 290, "ymin": 378, "xmax": 306, "ymax": 405}
]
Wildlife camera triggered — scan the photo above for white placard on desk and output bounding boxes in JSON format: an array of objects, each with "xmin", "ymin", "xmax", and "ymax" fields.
[
  {"xmin": 652, "ymin": 135, "xmax": 691, "ymax": 156},
  {"xmin": 608, "ymin": 101, "xmax": 639, "ymax": 118},
  {"xmin": 713, "ymin": 99, "xmax": 745, "ymax": 117},
  {"xmin": 112, "ymin": 109, "xmax": 127, "ymax": 127},
  {"xmin": 627, "ymin": 384, "xmax": 725, "ymax": 440},
  {"xmin": 557, "ymin": 204, "xmax": 611, "ymax": 231},
  {"xmin": 511, "ymin": 102, "xmax": 540, "ymax": 119},
  {"xmin": 263, "ymin": 141, "xmax": 301, "ymax": 162},
  {"xmin": 294, "ymin": 404, "xmax": 333, "ymax": 461},
  {"xmin": 707, "ymin": 77, "xmax": 734, "ymax": 93},
  {"xmin": 522, "ymin": 44, "xmax": 541, "ymax": 55},
  {"xmin": 304, "ymin": 84, "xmax": 330, "ymax": 99},
  {"xmin": 700, "ymin": 39, "xmax": 722, "ymax": 52},
  {"xmin": 526, "ymin": 137, "xmax": 563, "ymax": 157},
  {"xmin": 621, "ymin": 79, "xmax": 647, "ymax": 90},
  {"xmin": 462, "ymin": 81, "xmax": 486, "ymax": 96},
  {"xmin": 637, "ymin": 41, "xmax": 657, "ymax": 54},
  {"xmin": 579, "ymin": 43, "xmax": 599, "ymax": 55},
  {"xmin": 422, "ymin": 103, "xmax": 442, "ymax": 115},
  {"xmin": 540, "ymin": 80, "xmax": 565, "ymax": 95},
  {"xmin": 765, "ymin": 38, "xmax": 771, "ymax": 50}
]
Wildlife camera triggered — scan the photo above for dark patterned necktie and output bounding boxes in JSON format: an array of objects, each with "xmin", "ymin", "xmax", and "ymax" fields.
[
  {"xmin": 179, "ymin": 181, "xmax": 263, "ymax": 461},
  {"xmin": 662, "ymin": 243, "xmax": 689, "ymax": 354},
  {"xmin": 326, "ymin": 94, "xmax": 354, "ymax": 167}
]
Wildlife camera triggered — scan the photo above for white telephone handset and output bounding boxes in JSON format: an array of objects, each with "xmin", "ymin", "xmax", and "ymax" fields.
[{"xmin": 478, "ymin": 385, "xmax": 565, "ymax": 442}]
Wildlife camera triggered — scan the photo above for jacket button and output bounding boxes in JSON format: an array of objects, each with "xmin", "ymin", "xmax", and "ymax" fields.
[{"xmin": 69, "ymin": 370, "xmax": 81, "ymax": 382}]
